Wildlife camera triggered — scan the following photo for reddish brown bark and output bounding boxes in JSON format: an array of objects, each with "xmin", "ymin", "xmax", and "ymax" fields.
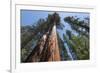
[{"xmin": 25, "ymin": 25, "xmax": 60, "ymax": 62}]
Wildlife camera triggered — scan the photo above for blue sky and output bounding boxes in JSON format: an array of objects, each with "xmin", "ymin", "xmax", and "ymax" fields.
[
  {"xmin": 21, "ymin": 10, "xmax": 89, "ymax": 26},
  {"xmin": 21, "ymin": 10, "xmax": 90, "ymax": 40}
]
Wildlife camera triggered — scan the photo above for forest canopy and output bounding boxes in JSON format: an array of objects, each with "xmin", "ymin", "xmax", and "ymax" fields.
[{"xmin": 21, "ymin": 10, "xmax": 90, "ymax": 62}]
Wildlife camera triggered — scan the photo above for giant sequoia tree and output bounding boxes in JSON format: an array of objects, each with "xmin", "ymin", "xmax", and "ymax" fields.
[
  {"xmin": 21, "ymin": 12, "xmax": 90, "ymax": 62},
  {"xmin": 22, "ymin": 12, "xmax": 62, "ymax": 62}
]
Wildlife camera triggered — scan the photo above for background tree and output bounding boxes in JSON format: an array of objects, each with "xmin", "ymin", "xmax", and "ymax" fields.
[
  {"xmin": 64, "ymin": 16, "xmax": 89, "ymax": 38},
  {"xmin": 63, "ymin": 16, "xmax": 89, "ymax": 60}
]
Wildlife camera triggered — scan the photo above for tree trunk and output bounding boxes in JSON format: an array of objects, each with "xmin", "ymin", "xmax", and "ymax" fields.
[
  {"xmin": 25, "ymin": 25, "xmax": 60, "ymax": 62},
  {"xmin": 46, "ymin": 25, "xmax": 60, "ymax": 61}
]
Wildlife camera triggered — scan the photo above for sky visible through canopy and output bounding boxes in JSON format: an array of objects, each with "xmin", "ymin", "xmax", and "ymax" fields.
[{"xmin": 21, "ymin": 10, "xmax": 90, "ymax": 40}]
